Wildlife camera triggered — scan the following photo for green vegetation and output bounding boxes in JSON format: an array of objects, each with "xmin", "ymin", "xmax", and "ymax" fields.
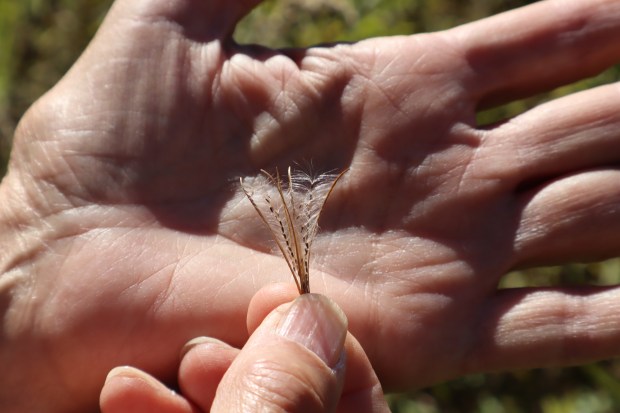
[{"xmin": 1, "ymin": 0, "xmax": 619, "ymax": 411}]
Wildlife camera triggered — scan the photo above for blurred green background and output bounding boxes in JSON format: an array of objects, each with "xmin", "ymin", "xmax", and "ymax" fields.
[{"xmin": 1, "ymin": 0, "xmax": 620, "ymax": 412}]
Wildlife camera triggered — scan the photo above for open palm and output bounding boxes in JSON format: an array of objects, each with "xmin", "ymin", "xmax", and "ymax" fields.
[{"xmin": 3, "ymin": 0, "xmax": 620, "ymax": 411}]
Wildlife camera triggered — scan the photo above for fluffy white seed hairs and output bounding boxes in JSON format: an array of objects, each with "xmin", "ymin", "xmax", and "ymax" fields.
[{"xmin": 240, "ymin": 167, "xmax": 346, "ymax": 294}]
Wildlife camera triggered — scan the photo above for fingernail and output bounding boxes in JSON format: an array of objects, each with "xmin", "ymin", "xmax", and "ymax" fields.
[
  {"xmin": 105, "ymin": 366, "xmax": 131, "ymax": 384},
  {"xmin": 105, "ymin": 366, "xmax": 160, "ymax": 388},
  {"xmin": 276, "ymin": 294, "xmax": 347, "ymax": 368},
  {"xmin": 180, "ymin": 336, "xmax": 229, "ymax": 360}
]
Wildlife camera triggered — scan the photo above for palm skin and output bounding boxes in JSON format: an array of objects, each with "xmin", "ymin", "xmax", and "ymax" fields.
[{"xmin": 2, "ymin": 0, "xmax": 620, "ymax": 411}]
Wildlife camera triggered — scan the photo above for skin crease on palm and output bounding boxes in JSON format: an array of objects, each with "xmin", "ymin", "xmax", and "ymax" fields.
[{"xmin": 1, "ymin": 0, "xmax": 620, "ymax": 411}]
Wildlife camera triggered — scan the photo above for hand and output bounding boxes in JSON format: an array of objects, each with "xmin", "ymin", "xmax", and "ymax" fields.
[
  {"xmin": 2, "ymin": 0, "xmax": 620, "ymax": 411},
  {"xmin": 100, "ymin": 287, "xmax": 389, "ymax": 412}
]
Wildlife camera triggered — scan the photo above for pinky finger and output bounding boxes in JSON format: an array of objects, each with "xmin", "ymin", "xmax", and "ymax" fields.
[
  {"xmin": 468, "ymin": 286, "xmax": 620, "ymax": 374},
  {"xmin": 100, "ymin": 366, "xmax": 199, "ymax": 413}
]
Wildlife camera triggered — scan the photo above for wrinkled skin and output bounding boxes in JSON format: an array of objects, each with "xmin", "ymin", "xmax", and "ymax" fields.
[
  {"xmin": 100, "ymin": 290, "xmax": 390, "ymax": 413},
  {"xmin": 2, "ymin": 0, "xmax": 620, "ymax": 411}
]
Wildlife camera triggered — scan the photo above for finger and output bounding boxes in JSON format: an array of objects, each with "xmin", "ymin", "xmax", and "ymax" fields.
[
  {"xmin": 468, "ymin": 286, "xmax": 620, "ymax": 374},
  {"xmin": 514, "ymin": 169, "xmax": 620, "ymax": 267},
  {"xmin": 338, "ymin": 333, "xmax": 390, "ymax": 413},
  {"xmin": 452, "ymin": 0, "xmax": 620, "ymax": 107},
  {"xmin": 247, "ymin": 285, "xmax": 389, "ymax": 412},
  {"xmin": 100, "ymin": 366, "xmax": 197, "ymax": 413},
  {"xmin": 246, "ymin": 282, "xmax": 300, "ymax": 334},
  {"xmin": 211, "ymin": 294, "xmax": 348, "ymax": 412},
  {"xmin": 178, "ymin": 337, "xmax": 240, "ymax": 411},
  {"xmin": 483, "ymin": 83, "xmax": 620, "ymax": 187}
]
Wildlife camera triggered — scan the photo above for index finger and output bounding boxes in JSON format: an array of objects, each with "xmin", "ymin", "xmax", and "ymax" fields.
[{"xmin": 450, "ymin": 0, "xmax": 620, "ymax": 108}]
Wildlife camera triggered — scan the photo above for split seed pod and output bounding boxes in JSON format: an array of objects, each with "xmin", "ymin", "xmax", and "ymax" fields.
[{"xmin": 240, "ymin": 167, "xmax": 346, "ymax": 294}]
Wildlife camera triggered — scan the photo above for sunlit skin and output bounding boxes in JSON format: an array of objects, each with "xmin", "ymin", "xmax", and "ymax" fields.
[{"xmin": 2, "ymin": 0, "xmax": 620, "ymax": 411}]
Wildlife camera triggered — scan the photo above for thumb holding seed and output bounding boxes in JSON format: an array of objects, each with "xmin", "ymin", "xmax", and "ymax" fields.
[
  {"xmin": 101, "ymin": 287, "xmax": 389, "ymax": 412},
  {"xmin": 210, "ymin": 293, "xmax": 348, "ymax": 412}
]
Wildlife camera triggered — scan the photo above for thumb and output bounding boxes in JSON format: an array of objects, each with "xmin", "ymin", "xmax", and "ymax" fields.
[
  {"xmin": 211, "ymin": 294, "xmax": 348, "ymax": 413},
  {"xmin": 110, "ymin": 0, "xmax": 264, "ymax": 41}
]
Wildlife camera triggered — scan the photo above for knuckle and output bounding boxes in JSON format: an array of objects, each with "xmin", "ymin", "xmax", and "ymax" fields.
[{"xmin": 238, "ymin": 357, "xmax": 330, "ymax": 412}]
